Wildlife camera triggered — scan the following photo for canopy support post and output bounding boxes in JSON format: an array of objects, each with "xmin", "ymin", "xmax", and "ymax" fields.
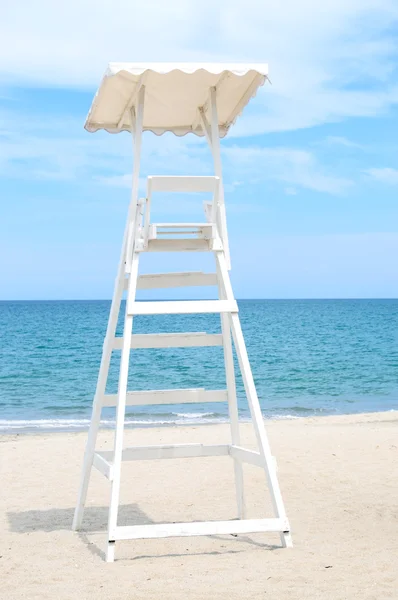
[{"xmin": 208, "ymin": 87, "xmax": 231, "ymax": 271}]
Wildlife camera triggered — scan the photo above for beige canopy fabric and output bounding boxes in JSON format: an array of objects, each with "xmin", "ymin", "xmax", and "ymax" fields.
[{"xmin": 85, "ymin": 63, "xmax": 268, "ymax": 137}]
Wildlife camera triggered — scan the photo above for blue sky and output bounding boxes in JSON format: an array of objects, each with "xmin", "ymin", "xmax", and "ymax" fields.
[{"xmin": 1, "ymin": 0, "xmax": 397, "ymax": 299}]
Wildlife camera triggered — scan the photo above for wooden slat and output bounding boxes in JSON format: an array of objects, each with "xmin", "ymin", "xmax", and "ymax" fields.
[
  {"xmin": 229, "ymin": 446, "xmax": 264, "ymax": 469},
  {"xmin": 98, "ymin": 443, "xmax": 230, "ymax": 462},
  {"xmin": 93, "ymin": 453, "xmax": 113, "ymax": 480},
  {"xmin": 113, "ymin": 332, "xmax": 223, "ymax": 349},
  {"xmin": 128, "ymin": 299, "xmax": 238, "ymax": 315},
  {"xmin": 153, "ymin": 223, "xmax": 211, "ymax": 229},
  {"xmin": 134, "ymin": 272, "xmax": 218, "ymax": 290},
  {"xmin": 148, "ymin": 176, "xmax": 218, "ymax": 193},
  {"xmin": 146, "ymin": 239, "xmax": 210, "ymax": 252},
  {"xmin": 155, "ymin": 231, "xmax": 204, "ymax": 236},
  {"xmin": 113, "ymin": 518, "xmax": 289, "ymax": 540},
  {"xmin": 101, "ymin": 388, "xmax": 228, "ymax": 407}
]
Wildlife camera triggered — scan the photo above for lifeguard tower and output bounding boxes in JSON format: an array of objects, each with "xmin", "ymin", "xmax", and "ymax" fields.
[{"xmin": 72, "ymin": 63, "xmax": 292, "ymax": 562}]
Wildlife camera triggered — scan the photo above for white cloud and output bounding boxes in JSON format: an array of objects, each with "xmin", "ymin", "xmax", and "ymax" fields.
[
  {"xmin": 95, "ymin": 174, "xmax": 135, "ymax": 188},
  {"xmin": 284, "ymin": 187, "xmax": 297, "ymax": 196},
  {"xmin": 321, "ymin": 136, "xmax": 363, "ymax": 149},
  {"xmin": 0, "ymin": 107, "xmax": 354, "ymax": 196},
  {"xmin": 224, "ymin": 146, "xmax": 352, "ymax": 195},
  {"xmin": 0, "ymin": 0, "xmax": 397, "ymax": 135},
  {"xmin": 365, "ymin": 167, "xmax": 398, "ymax": 184},
  {"xmin": 0, "ymin": 110, "xmax": 210, "ymax": 183}
]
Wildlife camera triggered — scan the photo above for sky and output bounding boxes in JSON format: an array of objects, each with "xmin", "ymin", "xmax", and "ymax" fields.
[{"xmin": 0, "ymin": 0, "xmax": 397, "ymax": 299}]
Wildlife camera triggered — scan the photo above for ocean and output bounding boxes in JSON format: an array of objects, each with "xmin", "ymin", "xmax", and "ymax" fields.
[{"xmin": 0, "ymin": 299, "xmax": 397, "ymax": 432}]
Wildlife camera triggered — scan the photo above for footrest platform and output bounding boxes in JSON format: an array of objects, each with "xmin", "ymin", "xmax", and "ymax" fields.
[{"xmin": 111, "ymin": 518, "xmax": 290, "ymax": 540}]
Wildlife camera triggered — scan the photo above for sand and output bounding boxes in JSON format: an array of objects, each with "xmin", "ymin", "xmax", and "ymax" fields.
[{"xmin": 1, "ymin": 411, "xmax": 397, "ymax": 600}]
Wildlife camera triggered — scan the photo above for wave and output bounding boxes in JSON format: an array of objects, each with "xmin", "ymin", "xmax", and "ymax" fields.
[
  {"xmin": 0, "ymin": 418, "xmax": 94, "ymax": 431},
  {"xmin": 0, "ymin": 414, "xmax": 227, "ymax": 432},
  {"xmin": 0, "ymin": 411, "xmax": 307, "ymax": 433},
  {"xmin": 172, "ymin": 412, "xmax": 215, "ymax": 418}
]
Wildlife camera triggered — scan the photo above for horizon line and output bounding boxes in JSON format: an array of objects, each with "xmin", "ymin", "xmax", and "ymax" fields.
[{"xmin": 1, "ymin": 297, "xmax": 397, "ymax": 302}]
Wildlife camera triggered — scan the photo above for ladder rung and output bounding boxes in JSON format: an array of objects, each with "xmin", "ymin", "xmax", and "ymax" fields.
[
  {"xmin": 113, "ymin": 518, "xmax": 289, "ymax": 540},
  {"xmin": 155, "ymin": 231, "xmax": 204, "ymax": 236},
  {"xmin": 98, "ymin": 443, "xmax": 230, "ymax": 462},
  {"xmin": 113, "ymin": 332, "xmax": 223, "ymax": 349},
  {"xmin": 148, "ymin": 175, "xmax": 219, "ymax": 193},
  {"xmin": 128, "ymin": 300, "xmax": 238, "ymax": 316},
  {"xmin": 101, "ymin": 388, "xmax": 228, "ymax": 407},
  {"xmin": 146, "ymin": 239, "xmax": 210, "ymax": 252},
  {"xmin": 133, "ymin": 272, "xmax": 218, "ymax": 290},
  {"xmin": 152, "ymin": 223, "xmax": 211, "ymax": 229}
]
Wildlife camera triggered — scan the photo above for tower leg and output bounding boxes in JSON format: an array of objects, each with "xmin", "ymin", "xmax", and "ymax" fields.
[
  {"xmin": 216, "ymin": 259, "xmax": 245, "ymax": 519},
  {"xmin": 106, "ymin": 251, "xmax": 140, "ymax": 562},
  {"xmin": 73, "ymin": 86, "xmax": 145, "ymax": 536},
  {"xmin": 215, "ymin": 251, "xmax": 292, "ymax": 547},
  {"xmin": 72, "ymin": 268, "xmax": 125, "ymax": 531},
  {"xmin": 230, "ymin": 313, "xmax": 292, "ymax": 547}
]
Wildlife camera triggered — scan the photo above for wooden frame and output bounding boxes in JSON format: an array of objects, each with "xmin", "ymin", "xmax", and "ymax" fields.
[
  {"xmin": 112, "ymin": 332, "xmax": 223, "ymax": 349},
  {"xmin": 72, "ymin": 82, "xmax": 292, "ymax": 562},
  {"xmin": 101, "ymin": 388, "xmax": 228, "ymax": 407},
  {"xmin": 134, "ymin": 272, "xmax": 218, "ymax": 289}
]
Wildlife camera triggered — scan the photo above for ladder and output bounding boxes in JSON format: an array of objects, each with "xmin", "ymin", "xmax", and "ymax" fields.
[{"xmin": 72, "ymin": 174, "xmax": 292, "ymax": 561}]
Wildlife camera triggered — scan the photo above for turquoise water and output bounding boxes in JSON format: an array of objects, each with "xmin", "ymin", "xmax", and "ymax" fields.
[{"xmin": 0, "ymin": 300, "xmax": 397, "ymax": 432}]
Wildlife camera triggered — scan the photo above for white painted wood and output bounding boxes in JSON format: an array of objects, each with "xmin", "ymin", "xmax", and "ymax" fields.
[
  {"xmin": 133, "ymin": 197, "xmax": 146, "ymax": 248},
  {"xmin": 74, "ymin": 73, "xmax": 292, "ymax": 560},
  {"xmin": 152, "ymin": 222, "xmax": 211, "ymax": 229},
  {"xmin": 106, "ymin": 541, "xmax": 115, "ymax": 563},
  {"xmin": 209, "ymin": 87, "xmax": 231, "ymax": 269},
  {"xmin": 143, "ymin": 179, "xmax": 152, "ymax": 247},
  {"xmin": 156, "ymin": 230, "xmax": 205, "ymax": 236},
  {"xmin": 148, "ymin": 175, "xmax": 219, "ymax": 193},
  {"xmin": 215, "ymin": 251, "xmax": 235, "ymax": 300},
  {"xmin": 128, "ymin": 299, "xmax": 238, "ymax": 316},
  {"xmin": 210, "ymin": 175, "xmax": 220, "ymax": 224},
  {"xmin": 93, "ymin": 452, "xmax": 113, "ymax": 480},
  {"xmin": 134, "ymin": 271, "xmax": 217, "ymax": 289},
  {"xmin": 203, "ymin": 201, "xmax": 213, "ymax": 223},
  {"xmin": 102, "ymin": 388, "xmax": 228, "ymax": 407},
  {"xmin": 116, "ymin": 78, "xmax": 146, "ymax": 131},
  {"xmin": 113, "ymin": 332, "xmax": 223, "ymax": 349},
  {"xmin": 214, "ymin": 251, "xmax": 292, "ymax": 548},
  {"xmin": 99, "ymin": 444, "xmax": 229, "ymax": 462},
  {"xmin": 106, "ymin": 90, "xmax": 146, "ymax": 561},
  {"xmin": 114, "ymin": 518, "xmax": 289, "ymax": 540},
  {"xmin": 106, "ymin": 252, "xmax": 140, "ymax": 562},
  {"xmin": 229, "ymin": 446, "xmax": 263, "ymax": 469},
  {"xmin": 146, "ymin": 238, "xmax": 210, "ymax": 252},
  {"xmin": 72, "ymin": 98, "xmax": 144, "ymax": 533},
  {"xmin": 198, "ymin": 107, "xmax": 212, "ymax": 147},
  {"xmin": 148, "ymin": 224, "xmax": 157, "ymax": 240},
  {"xmin": 216, "ymin": 257, "xmax": 245, "ymax": 519},
  {"xmin": 124, "ymin": 86, "xmax": 146, "ymax": 273},
  {"xmin": 72, "ymin": 279, "xmax": 123, "ymax": 530}
]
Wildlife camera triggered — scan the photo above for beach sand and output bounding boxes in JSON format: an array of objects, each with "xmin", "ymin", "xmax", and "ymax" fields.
[{"xmin": 1, "ymin": 412, "xmax": 397, "ymax": 599}]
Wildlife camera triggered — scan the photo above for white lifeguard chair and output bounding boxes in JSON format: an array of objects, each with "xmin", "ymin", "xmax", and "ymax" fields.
[{"xmin": 72, "ymin": 63, "xmax": 292, "ymax": 562}]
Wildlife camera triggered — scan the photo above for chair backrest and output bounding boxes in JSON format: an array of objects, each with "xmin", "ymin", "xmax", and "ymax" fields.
[{"xmin": 143, "ymin": 176, "xmax": 220, "ymax": 243}]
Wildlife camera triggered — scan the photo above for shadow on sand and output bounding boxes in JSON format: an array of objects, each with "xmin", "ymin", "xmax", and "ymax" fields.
[{"xmin": 7, "ymin": 504, "xmax": 280, "ymax": 561}]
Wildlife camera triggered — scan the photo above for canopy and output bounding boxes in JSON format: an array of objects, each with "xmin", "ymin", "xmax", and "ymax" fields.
[{"xmin": 85, "ymin": 63, "xmax": 268, "ymax": 137}]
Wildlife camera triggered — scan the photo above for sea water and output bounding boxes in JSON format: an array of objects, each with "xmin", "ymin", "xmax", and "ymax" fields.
[{"xmin": 0, "ymin": 299, "xmax": 397, "ymax": 432}]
